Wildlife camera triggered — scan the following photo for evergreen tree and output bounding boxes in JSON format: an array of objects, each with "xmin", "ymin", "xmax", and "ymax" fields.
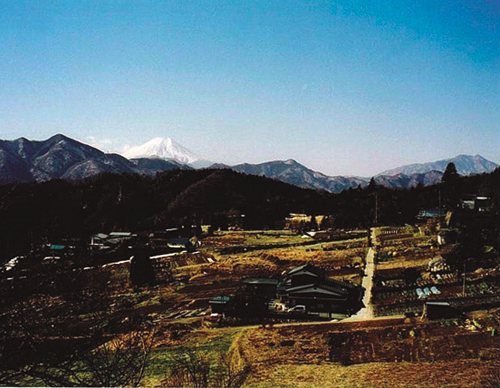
[
  {"xmin": 130, "ymin": 250, "xmax": 155, "ymax": 287},
  {"xmin": 309, "ymin": 215, "xmax": 319, "ymax": 231},
  {"xmin": 441, "ymin": 162, "xmax": 461, "ymax": 208},
  {"xmin": 442, "ymin": 162, "xmax": 459, "ymax": 184},
  {"xmin": 320, "ymin": 215, "xmax": 333, "ymax": 230}
]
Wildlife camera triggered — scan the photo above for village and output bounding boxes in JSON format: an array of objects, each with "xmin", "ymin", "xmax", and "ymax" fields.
[{"xmin": 2, "ymin": 195, "xmax": 500, "ymax": 387}]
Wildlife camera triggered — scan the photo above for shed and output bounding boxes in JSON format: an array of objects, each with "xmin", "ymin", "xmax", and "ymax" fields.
[
  {"xmin": 209, "ymin": 296, "xmax": 231, "ymax": 314},
  {"xmin": 422, "ymin": 302, "xmax": 459, "ymax": 320}
]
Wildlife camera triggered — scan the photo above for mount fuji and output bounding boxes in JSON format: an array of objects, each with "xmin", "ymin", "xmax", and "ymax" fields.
[
  {"xmin": 122, "ymin": 137, "xmax": 212, "ymax": 168},
  {"xmin": 122, "ymin": 137, "xmax": 198, "ymax": 163}
]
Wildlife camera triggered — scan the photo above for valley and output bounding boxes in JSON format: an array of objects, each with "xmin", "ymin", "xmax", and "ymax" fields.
[
  {"xmin": 1, "ymin": 155, "xmax": 500, "ymax": 387},
  {"xmin": 3, "ymin": 2, "xmax": 498, "ymax": 387},
  {"xmin": 3, "ymin": 214, "xmax": 500, "ymax": 387}
]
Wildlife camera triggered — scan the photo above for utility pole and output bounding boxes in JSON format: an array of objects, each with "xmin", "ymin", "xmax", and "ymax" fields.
[
  {"xmin": 462, "ymin": 261, "xmax": 466, "ymax": 297},
  {"xmin": 438, "ymin": 188, "xmax": 442, "ymax": 216},
  {"xmin": 374, "ymin": 192, "xmax": 378, "ymax": 226}
]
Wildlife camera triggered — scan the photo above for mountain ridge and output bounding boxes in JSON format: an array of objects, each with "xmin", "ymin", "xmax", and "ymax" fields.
[
  {"xmin": 377, "ymin": 154, "xmax": 498, "ymax": 177},
  {"xmin": 0, "ymin": 134, "xmax": 498, "ymax": 192},
  {"xmin": 209, "ymin": 155, "xmax": 498, "ymax": 193}
]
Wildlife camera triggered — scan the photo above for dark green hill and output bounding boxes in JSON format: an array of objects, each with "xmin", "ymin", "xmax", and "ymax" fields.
[
  {"xmin": 2, "ymin": 165, "xmax": 500, "ymax": 262},
  {"xmin": 0, "ymin": 169, "xmax": 331, "ymax": 260}
]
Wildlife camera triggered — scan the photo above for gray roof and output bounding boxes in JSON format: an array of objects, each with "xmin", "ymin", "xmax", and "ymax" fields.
[{"xmin": 242, "ymin": 278, "xmax": 278, "ymax": 285}]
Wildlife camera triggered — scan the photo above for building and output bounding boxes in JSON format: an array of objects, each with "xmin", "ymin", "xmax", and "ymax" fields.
[
  {"xmin": 241, "ymin": 278, "xmax": 279, "ymax": 298},
  {"xmin": 422, "ymin": 302, "xmax": 459, "ymax": 320},
  {"xmin": 209, "ymin": 296, "xmax": 231, "ymax": 314},
  {"xmin": 460, "ymin": 196, "xmax": 491, "ymax": 212},
  {"xmin": 417, "ymin": 209, "xmax": 444, "ymax": 219},
  {"xmin": 279, "ymin": 263, "xmax": 364, "ymax": 315}
]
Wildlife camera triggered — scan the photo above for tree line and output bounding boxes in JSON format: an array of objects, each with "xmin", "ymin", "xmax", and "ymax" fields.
[{"xmin": 1, "ymin": 165, "xmax": 500, "ymax": 262}]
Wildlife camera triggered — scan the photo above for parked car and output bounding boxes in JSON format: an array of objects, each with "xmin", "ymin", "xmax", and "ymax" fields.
[
  {"xmin": 416, "ymin": 288, "xmax": 425, "ymax": 298},
  {"xmin": 207, "ymin": 313, "xmax": 222, "ymax": 321},
  {"xmin": 423, "ymin": 287, "xmax": 432, "ymax": 296},
  {"xmin": 287, "ymin": 305, "xmax": 307, "ymax": 314}
]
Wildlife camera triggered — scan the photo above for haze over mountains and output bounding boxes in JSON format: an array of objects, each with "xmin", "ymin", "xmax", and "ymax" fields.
[{"xmin": 0, "ymin": 134, "xmax": 497, "ymax": 193}]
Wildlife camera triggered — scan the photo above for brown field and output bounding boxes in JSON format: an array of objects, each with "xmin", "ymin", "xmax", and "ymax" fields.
[
  {"xmin": 244, "ymin": 360, "xmax": 496, "ymax": 388},
  {"xmin": 237, "ymin": 317, "xmax": 500, "ymax": 388}
]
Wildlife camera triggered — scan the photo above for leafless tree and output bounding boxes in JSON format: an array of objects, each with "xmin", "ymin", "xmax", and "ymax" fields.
[
  {"xmin": 162, "ymin": 349, "xmax": 250, "ymax": 388},
  {"xmin": 212, "ymin": 351, "xmax": 251, "ymax": 388},
  {"xmin": 42, "ymin": 330, "xmax": 154, "ymax": 387},
  {"xmin": 0, "ymin": 265, "xmax": 154, "ymax": 387},
  {"xmin": 162, "ymin": 350, "xmax": 210, "ymax": 388},
  {"xmin": 482, "ymin": 369, "xmax": 500, "ymax": 388}
]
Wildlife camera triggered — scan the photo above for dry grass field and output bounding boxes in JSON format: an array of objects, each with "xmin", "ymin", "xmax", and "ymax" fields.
[
  {"xmin": 238, "ymin": 317, "xmax": 500, "ymax": 388},
  {"xmin": 244, "ymin": 360, "xmax": 495, "ymax": 388}
]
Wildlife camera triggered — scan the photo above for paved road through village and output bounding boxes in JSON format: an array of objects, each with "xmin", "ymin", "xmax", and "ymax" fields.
[{"xmin": 343, "ymin": 228, "xmax": 375, "ymax": 321}]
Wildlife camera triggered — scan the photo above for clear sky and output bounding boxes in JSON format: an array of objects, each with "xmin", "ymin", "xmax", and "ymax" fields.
[{"xmin": 1, "ymin": 1, "xmax": 499, "ymax": 176}]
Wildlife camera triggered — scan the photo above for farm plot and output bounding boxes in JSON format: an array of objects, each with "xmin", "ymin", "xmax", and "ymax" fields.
[
  {"xmin": 240, "ymin": 317, "xmax": 500, "ymax": 388},
  {"xmin": 328, "ymin": 321, "xmax": 500, "ymax": 364},
  {"xmin": 203, "ymin": 230, "xmax": 312, "ymax": 253},
  {"xmin": 371, "ymin": 231, "xmax": 457, "ymax": 316},
  {"xmin": 233, "ymin": 243, "xmax": 367, "ymax": 285},
  {"xmin": 372, "ymin": 230, "xmax": 500, "ymax": 316}
]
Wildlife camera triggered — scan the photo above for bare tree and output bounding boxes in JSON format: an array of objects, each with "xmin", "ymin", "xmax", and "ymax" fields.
[
  {"xmin": 212, "ymin": 351, "xmax": 251, "ymax": 388},
  {"xmin": 46, "ymin": 331, "xmax": 154, "ymax": 387},
  {"xmin": 0, "ymin": 266, "xmax": 154, "ymax": 387},
  {"xmin": 162, "ymin": 349, "xmax": 250, "ymax": 388},
  {"xmin": 162, "ymin": 350, "xmax": 210, "ymax": 388},
  {"xmin": 482, "ymin": 369, "xmax": 500, "ymax": 388}
]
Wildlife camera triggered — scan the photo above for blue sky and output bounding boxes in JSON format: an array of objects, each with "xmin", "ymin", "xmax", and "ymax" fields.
[{"xmin": 1, "ymin": 1, "xmax": 499, "ymax": 176}]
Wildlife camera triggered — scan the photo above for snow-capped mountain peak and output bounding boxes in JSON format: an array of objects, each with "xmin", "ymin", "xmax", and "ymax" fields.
[{"xmin": 122, "ymin": 137, "xmax": 200, "ymax": 164}]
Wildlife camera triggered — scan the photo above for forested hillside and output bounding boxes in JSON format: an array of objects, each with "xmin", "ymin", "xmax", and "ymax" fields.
[{"xmin": 1, "ymin": 166, "xmax": 500, "ymax": 262}]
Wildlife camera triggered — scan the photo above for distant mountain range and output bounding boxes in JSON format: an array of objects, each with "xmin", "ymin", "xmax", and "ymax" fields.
[
  {"xmin": 211, "ymin": 159, "xmax": 461, "ymax": 193},
  {"xmin": 210, "ymin": 159, "xmax": 368, "ymax": 193},
  {"xmin": 0, "ymin": 134, "xmax": 498, "ymax": 192},
  {"xmin": 0, "ymin": 134, "xmax": 187, "ymax": 184},
  {"xmin": 377, "ymin": 154, "xmax": 498, "ymax": 177}
]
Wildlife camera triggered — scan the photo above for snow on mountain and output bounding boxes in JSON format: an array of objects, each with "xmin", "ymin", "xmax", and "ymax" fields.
[{"xmin": 122, "ymin": 138, "xmax": 200, "ymax": 164}]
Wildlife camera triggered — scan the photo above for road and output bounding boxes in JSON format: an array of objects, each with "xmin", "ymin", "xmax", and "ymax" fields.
[{"xmin": 343, "ymin": 228, "xmax": 375, "ymax": 321}]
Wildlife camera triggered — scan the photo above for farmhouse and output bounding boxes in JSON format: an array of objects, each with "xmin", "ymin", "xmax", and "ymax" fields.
[
  {"xmin": 460, "ymin": 195, "xmax": 491, "ymax": 212},
  {"xmin": 279, "ymin": 263, "xmax": 364, "ymax": 315},
  {"xmin": 241, "ymin": 277, "xmax": 279, "ymax": 298}
]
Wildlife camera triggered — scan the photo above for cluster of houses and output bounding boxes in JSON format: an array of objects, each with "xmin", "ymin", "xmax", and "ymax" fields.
[
  {"xmin": 90, "ymin": 228, "xmax": 200, "ymax": 252},
  {"xmin": 210, "ymin": 263, "xmax": 364, "ymax": 318},
  {"xmin": 2, "ymin": 226, "xmax": 202, "ymax": 276}
]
